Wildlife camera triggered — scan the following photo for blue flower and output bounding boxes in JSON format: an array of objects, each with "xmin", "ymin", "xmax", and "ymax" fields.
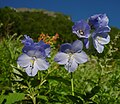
[
  {"xmin": 17, "ymin": 50, "xmax": 49, "ymax": 76},
  {"xmin": 88, "ymin": 14, "xmax": 109, "ymax": 29},
  {"xmin": 88, "ymin": 14, "xmax": 111, "ymax": 53},
  {"xmin": 72, "ymin": 20, "xmax": 91, "ymax": 49},
  {"xmin": 54, "ymin": 40, "xmax": 88, "ymax": 72},
  {"xmin": 22, "ymin": 35, "xmax": 50, "ymax": 57},
  {"xmin": 17, "ymin": 35, "xmax": 50, "ymax": 76},
  {"xmin": 92, "ymin": 27, "xmax": 110, "ymax": 53}
]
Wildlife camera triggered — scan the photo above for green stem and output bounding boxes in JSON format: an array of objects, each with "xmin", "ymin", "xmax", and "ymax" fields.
[
  {"xmin": 32, "ymin": 96, "xmax": 36, "ymax": 104},
  {"xmin": 38, "ymin": 71, "xmax": 40, "ymax": 80},
  {"xmin": 71, "ymin": 72, "xmax": 74, "ymax": 96}
]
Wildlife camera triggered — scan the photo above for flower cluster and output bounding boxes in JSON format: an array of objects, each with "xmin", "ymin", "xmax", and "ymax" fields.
[
  {"xmin": 17, "ymin": 35, "xmax": 50, "ymax": 76},
  {"xmin": 17, "ymin": 13, "xmax": 111, "ymax": 76},
  {"xmin": 72, "ymin": 14, "xmax": 111, "ymax": 53}
]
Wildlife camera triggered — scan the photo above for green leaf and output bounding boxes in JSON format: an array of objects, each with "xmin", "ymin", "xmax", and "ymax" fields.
[
  {"xmin": 6, "ymin": 93, "xmax": 25, "ymax": 104},
  {"xmin": 47, "ymin": 76, "xmax": 71, "ymax": 86},
  {"xmin": 91, "ymin": 86, "xmax": 100, "ymax": 96},
  {"xmin": 82, "ymin": 86, "xmax": 100, "ymax": 101},
  {"xmin": 12, "ymin": 66, "xmax": 28, "ymax": 79},
  {"xmin": 0, "ymin": 95, "xmax": 5, "ymax": 104},
  {"xmin": 37, "ymin": 95, "xmax": 48, "ymax": 101},
  {"xmin": 66, "ymin": 95, "xmax": 83, "ymax": 104}
]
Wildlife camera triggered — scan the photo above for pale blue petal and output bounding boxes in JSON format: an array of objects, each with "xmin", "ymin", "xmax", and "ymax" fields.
[
  {"xmin": 96, "ymin": 35, "xmax": 110, "ymax": 45},
  {"xmin": 35, "ymin": 58, "xmax": 49, "ymax": 70},
  {"xmin": 72, "ymin": 40, "xmax": 83, "ymax": 52},
  {"xmin": 99, "ymin": 14, "xmax": 109, "ymax": 27},
  {"xmin": 93, "ymin": 39, "xmax": 104, "ymax": 53},
  {"xmin": 73, "ymin": 52, "xmax": 88, "ymax": 64},
  {"xmin": 65, "ymin": 57, "xmax": 78, "ymax": 72},
  {"xmin": 45, "ymin": 47, "xmax": 51, "ymax": 57},
  {"xmin": 84, "ymin": 38, "xmax": 89, "ymax": 49},
  {"xmin": 54, "ymin": 52, "xmax": 69, "ymax": 65},
  {"xmin": 27, "ymin": 50, "xmax": 45, "ymax": 58},
  {"xmin": 17, "ymin": 54, "xmax": 31, "ymax": 68},
  {"xmin": 25, "ymin": 64, "xmax": 38, "ymax": 76}
]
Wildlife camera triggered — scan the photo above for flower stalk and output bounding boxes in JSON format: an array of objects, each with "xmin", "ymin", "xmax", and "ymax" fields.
[{"xmin": 71, "ymin": 72, "xmax": 74, "ymax": 96}]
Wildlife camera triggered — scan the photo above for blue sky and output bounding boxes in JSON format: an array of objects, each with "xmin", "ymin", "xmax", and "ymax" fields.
[{"xmin": 0, "ymin": 0, "xmax": 120, "ymax": 28}]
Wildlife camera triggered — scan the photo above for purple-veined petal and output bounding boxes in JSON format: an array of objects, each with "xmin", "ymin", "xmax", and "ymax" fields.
[
  {"xmin": 35, "ymin": 58, "xmax": 49, "ymax": 70},
  {"xmin": 17, "ymin": 54, "xmax": 31, "ymax": 68},
  {"xmin": 60, "ymin": 43, "xmax": 72, "ymax": 53},
  {"xmin": 25, "ymin": 63, "xmax": 38, "ymax": 76},
  {"xmin": 71, "ymin": 40, "xmax": 83, "ymax": 52},
  {"xmin": 22, "ymin": 45, "xmax": 35, "ymax": 54},
  {"xmin": 73, "ymin": 51, "xmax": 88, "ymax": 64},
  {"xmin": 88, "ymin": 14, "xmax": 109, "ymax": 28},
  {"xmin": 93, "ymin": 39, "xmax": 104, "ymax": 53},
  {"xmin": 96, "ymin": 26, "xmax": 111, "ymax": 33},
  {"xmin": 96, "ymin": 35, "xmax": 110, "ymax": 45},
  {"xmin": 38, "ymin": 40, "xmax": 51, "ymax": 57},
  {"xmin": 54, "ymin": 52, "xmax": 69, "ymax": 65},
  {"xmin": 65, "ymin": 57, "xmax": 78, "ymax": 72}
]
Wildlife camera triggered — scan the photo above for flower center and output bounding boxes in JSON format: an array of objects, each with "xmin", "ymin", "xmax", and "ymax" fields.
[
  {"xmin": 29, "ymin": 57, "xmax": 37, "ymax": 75},
  {"xmin": 79, "ymin": 30, "xmax": 84, "ymax": 35},
  {"xmin": 96, "ymin": 36, "xmax": 102, "ymax": 42},
  {"xmin": 30, "ymin": 57, "xmax": 36, "ymax": 65}
]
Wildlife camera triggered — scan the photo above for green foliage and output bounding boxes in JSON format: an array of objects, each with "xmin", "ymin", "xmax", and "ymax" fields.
[
  {"xmin": 0, "ymin": 33, "xmax": 120, "ymax": 103},
  {"xmin": 0, "ymin": 7, "xmax": 77, "ymax": 43},
  {"xmin": 0, "ymin": 93, "xmax": 25, "ymax": 104},
  {"xmin": 0, "ymin": 34, "xmax": 23, "ymax": 100}
]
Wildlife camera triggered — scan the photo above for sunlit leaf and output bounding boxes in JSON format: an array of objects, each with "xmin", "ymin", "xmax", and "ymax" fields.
[{"xmin": 5, "ymin": 93, "xmax": 25, "ymax": 104}]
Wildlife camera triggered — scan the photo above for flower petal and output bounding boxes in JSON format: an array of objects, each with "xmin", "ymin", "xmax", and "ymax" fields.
[
  {"xmin": 65, "ymin": 57, "xmax": 78, "ymax": 72},
  {"xmin": 96, "ymin": 35, "xmax": 110, "ymax": 45},
  {"xmin": 84, "ymin": 38, "xmax": 89, "ymax": 49},
  {"xmin": 88, "ymin": 14, "xmax": 109, "ymax": 28},
  {"xmin": 93, "ymin": 39, "xmax": 104, "ymax": 53},
  {"xmin": 17, "ymin": 54, "xmax": 31, "ymax": 68},
  {"xmin": 35, "ymin": 58, "xmax": 49, "ymax": 70},
  {"xmin": 22, "ymin": 35, "xmax": 34, "ymax": 46},
  {"xmin": 54, "ymin": 52, "xmax": 69, "ymax": 65},
  {"xmin": 96, "ymin": 26, "xmax": 111, "ymax": 33},
  {"xmin": 71, "ymin": 40, "xmax": 83, "ymax": 52},
  {"xmin": 27, "ymin": 50, "xmax": 45, "ymax": 58},
  {"xmin": 38, "ymin": 40, "xmax": 51, "ymax": 57},
  {"xmin": 45, "ymin": 47, "xmax": 51, "ymax": 57},
  {"xmin": 60, "ymin": 43, "xmax": 72, "ymax": 53},
  {"xmin": 25, "ymin": 64, "xmax": 38, "ymax": 76},
  {"xmin": 73, "ymin": 51, "xmax": 88, "ymax": 64}
]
